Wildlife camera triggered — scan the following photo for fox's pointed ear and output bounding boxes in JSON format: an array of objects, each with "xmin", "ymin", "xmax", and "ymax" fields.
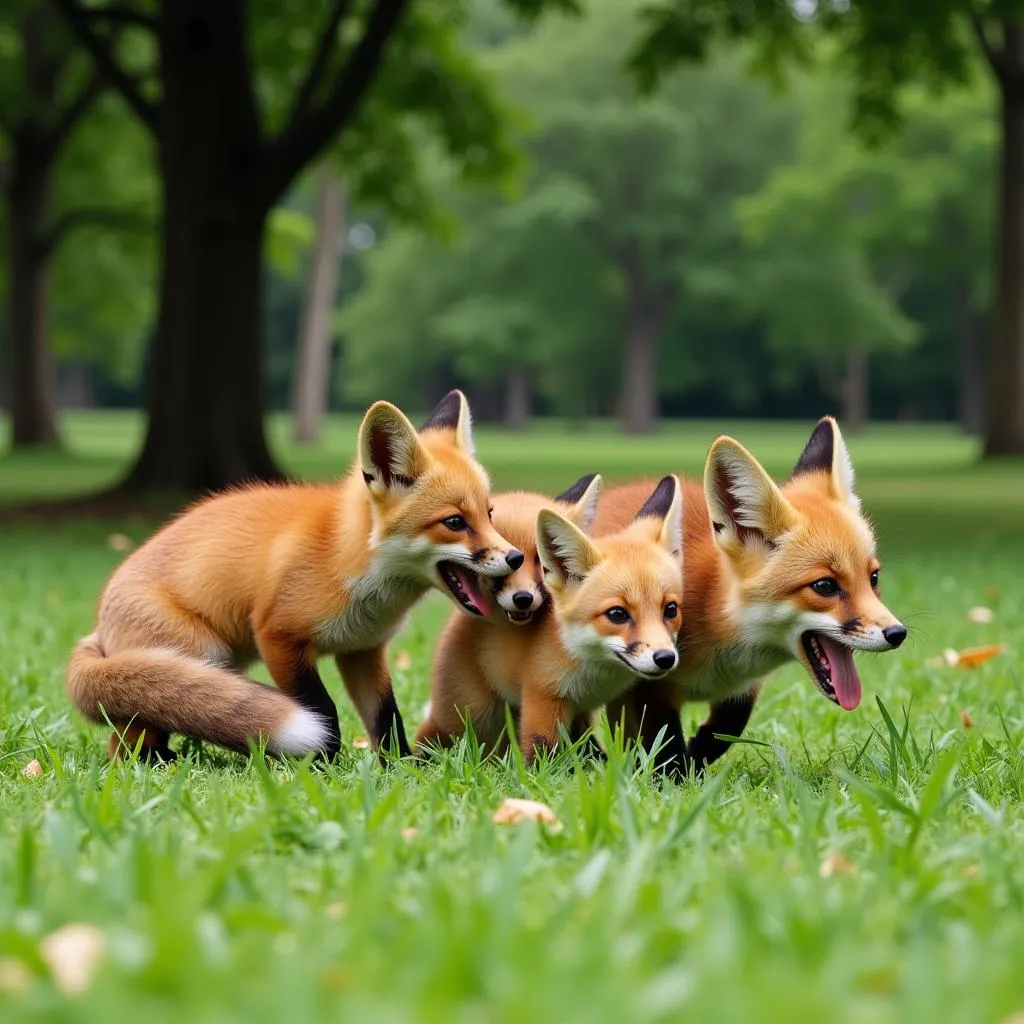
[
  {"xmin": 555, "ymin": 473, "xmax": 603, "ymax": 532},
  {"xmin": 537, "ymin": 509, "xmax": 601, "ymax": 587},
  {"xmin": 792, "ymin": 416, "xmax": 859, "ymax": 511},
  {"xmin": 420, "ymin": 390, "xmax": 474, "ymax": 455},
  {"xmin": 634, "ymin": 475, "xmax": 683, "ymax": 560},
  {"xmin": 359, "ymin": 401, "xmax": 430, "ymax": 496},
  {"xmin": 705, "ymin": 438, "xmax": 797, "ymax": 552}
]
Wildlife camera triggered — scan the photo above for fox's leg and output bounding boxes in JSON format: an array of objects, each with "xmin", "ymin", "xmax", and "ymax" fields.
[
  {"xmin": 519, "ymin": 686, "xmax": 573, "ymax": 765},
  {"xmin": 607, "ymin": 680, "xmax": 689, "ymax": 780},
  {"xmin": 687, "ymin": 682, "xmax": 762, "ymax": 774},
  {"xmin": 257, "ymin": 631, "xmax": 342, "ymax": 757},
  {"xmin": 335, "ymin": 646, "xmax": 411, "ymax": 758},
  {"xmin": 107, "ymin": 720, "xmax": 176, "ymax": 763}
]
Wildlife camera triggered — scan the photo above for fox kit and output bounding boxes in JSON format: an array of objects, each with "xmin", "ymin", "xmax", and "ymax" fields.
[
  {"xmin": 419, "ymin": 476, "xmax": 684, "ymax": 764},
  {"xmin": 67, "ymin": 391, "xmax": 522, "ymax": 762},
  {"xmin": 415, "ymin": 472, "xmax": 603, "ymax": 753},
  {"xmin": 597, "ymin": 418, "xmax": 907, "ymax": 777}
]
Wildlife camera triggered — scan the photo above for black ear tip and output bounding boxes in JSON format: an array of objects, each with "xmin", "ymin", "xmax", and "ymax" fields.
[
  {"xmin": 554, "ymin": 472, "xmax": 599, "ymax": 505},
  {"xmin": 420, "ymin": 390, "xmax": 465, "ymax": 432},
  {"xmin": 635, "ymin": 475, "xmax": 675, "ymax": 522},
  {"xmin": 793, "ymin": 417, "xmax": 836, "ymax": 477}
]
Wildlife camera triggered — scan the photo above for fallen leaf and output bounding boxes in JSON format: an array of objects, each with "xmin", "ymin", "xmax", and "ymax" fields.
[
  {"xmin": 351, "ymin": 736, "xmax": 370, "ymax": 750},
  {"xmin": 492, "ymin": 797, "xmax": 562, "ymax": 829},
  {"xmin": 401, "ymin": 827, "xmax": 419, "ymax": 841},
  {"xmin": 40, "ymin": 924, "xmax": 105, "ymax": 995},
  {"xmin": 960, "ymin": 709, "xmax": 974, "ymax": 729},
  {"xmin": 928, "ymin": 645, "xmax": 1005, "ymax": 670},
  {"xmin": 22, "ymin": 759, "xmax": 43, "ymax": 779},
  {"xmin": 967, "ymin": 605, "xmax": 995, "ymax": 624},
  {"xmin": 107, "ymin": 533, "xmax": 133, "ymax": 553},
  {"xmin": 395, "ymin": 650, "xmax": 412, "ymax": 671},
  {"xmin": 819, "ymin": 850, "xmax": 857, "ymax": 879},
  {"xmin": 0, "ymin": 958, "xmax": 33, "ymax": 996}
]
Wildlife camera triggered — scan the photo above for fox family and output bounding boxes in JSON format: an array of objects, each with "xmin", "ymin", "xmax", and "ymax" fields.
[{"xmin": 67, "ymin": 391, "xmax": 907, "ymax": 776}]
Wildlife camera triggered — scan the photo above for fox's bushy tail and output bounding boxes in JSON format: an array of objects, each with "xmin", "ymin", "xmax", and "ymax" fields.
[{"xmin": 67, "ymin": 634, "xmax": 331, "ymax": 756}]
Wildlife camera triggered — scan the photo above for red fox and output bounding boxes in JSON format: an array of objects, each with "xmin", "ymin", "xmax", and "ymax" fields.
[
  {"xmin": 418, "ymin": 475, "xmax": 684, "ymax": 764},
  {"xmin": 67, "ymin": 391, "xmax": 522, "ymax": 763},
  {"xmin": 596, "ymin": 418, "xmax": 907, "ymax": 777},
  {"xmin": 415, "ymin": 472, "xmax": 603, "ymax": 752}
]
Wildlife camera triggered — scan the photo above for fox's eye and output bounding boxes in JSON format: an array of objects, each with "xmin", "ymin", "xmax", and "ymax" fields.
[
  {"xmin": 443, "ymin": 515, "xmax": 468, "ymax": 532},
  {"xmin": 810, "ymin": 577, "xmax": 840, "ymax": 597},
  {"xmin": 870, "ymin": 569, "xmax": 880, "ymax": 589},
  {"xmin": 605, "ymin": 606, "xmax": 630, "ymax": 625},
  {"xmin": 664, "ymin": 602, "xmax": 678, "ymax": 620}
]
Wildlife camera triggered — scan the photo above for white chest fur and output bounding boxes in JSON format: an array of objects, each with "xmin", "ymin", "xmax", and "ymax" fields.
[
  {"xmin": 557, "ymin": 660, "xmax": 636, "ymax": 712},
  {"xmin": 313, "ymin": 570, "xmax": 427, "ymax": 654}
]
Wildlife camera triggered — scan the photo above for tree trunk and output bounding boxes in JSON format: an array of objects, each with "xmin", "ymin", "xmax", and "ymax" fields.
[
  {"xmin": 504, "ymin": 365, "xmax": 530, "ymax": 431},
  {"xmin": 292, "ymin": 166, "xmax": 345, "ymax": 445},
  {"xmin": 984, "ymin": 82, "xmax": 1024, "ymax": 455},
  {"xmin": 119, "ymin": 1, "xmax": 281, "ymax": 493},
  {"xmin": 5, "ymin": 161, "xmax": 60, "ymax": 448},
  {"xmin": 840, "ymin": 347, "xmax": 868, "ymax": 434},
  {"xmin": 952, "ymin": 275, "xmax": 984, "ymax": 435},
  {"xmin": 620, "ymin": 300, "xmax": 661, "ymax": 435}
]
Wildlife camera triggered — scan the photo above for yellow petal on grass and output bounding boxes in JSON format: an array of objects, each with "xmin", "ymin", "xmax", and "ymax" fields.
[
  {"xmin": 22, "ymin": 759, "xmax": 43, "ymax": 779},
  {"xmin": 492, "ymin": 797, "xmax": 562, "ymax": 829},
  {"xmin": 962, "ymin": 865, "xmax": 981, "ymax": 879},
  {"xmin": 0, "ymin": 958, "xmax": 33, "ymax": 996},
  {"xmin": 107, "ymin": 533, "xmax": 134, "ymax": 553},
  {"xmin": 395, "ymin": 650, "xmax": 412, "ymax": 671},
  {"xmin": 351, "ymin": 736, "xmax": 370, "ymax": 750},
  {"xmin": 324, "ymin": 902, "xmax": 348, "ymax": 920},
  {"xmin": 40, "ymin": 924, "xmax": 105, "ymax": 995},
  {"xmin": 819, "ymin": 851, "xmax": 857, "ymax": 879},
  {"xmin": 999, "ymin": 1015, "xmax": 1024, "ymax": 1024},
  {"xmin": 967, "ymin": 606, "xmax": 995, "ymax": 624},
  {"xmin": 928, "ymin": 645, "xmax": 1005, "ymax": 670},
  {"xmin": 960, "ymin": 710, "xmax": 974, "ymax": 729},
  {"xmin": 401, "ymin": 827, "xmax": 420, "ymax": 841}
]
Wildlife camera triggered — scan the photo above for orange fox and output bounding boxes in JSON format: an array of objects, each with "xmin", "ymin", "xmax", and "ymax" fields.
[
  {"xmin": 418, "ymin": 475, "xmax": 684, "ymax": 764},
  {"xmin": 415, "ymin": 472, "xmax": 603, "ymax": 753},
  {"xmin": 596, "ymin": 418, "xmax": 907, "ymax": 777},
  {"xmin": 67, "ymin": 391, "xmax": 522, "ymax": 762}
]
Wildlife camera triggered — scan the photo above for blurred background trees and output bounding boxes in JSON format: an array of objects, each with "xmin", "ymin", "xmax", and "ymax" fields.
[{"xmin": 0, "ymin": 0, "xmax": 1014, "ymax": 497}]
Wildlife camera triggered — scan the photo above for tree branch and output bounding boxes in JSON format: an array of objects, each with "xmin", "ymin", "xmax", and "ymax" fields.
[
  {"xmin": 48, "ymin": 69, "xmax": 105, "ymax": 151},
  {"xmin": 287, "ymin": 0, "xmax": 353, "ymax": 127},
  {"xmin": 969, "ymin": 12, "xmax": 1006, "ymax": 76},
  {"xmin": 50, "ymin": 0, "xmax": 159, "ymax": 134},
  {"xmin": 82, "ymin": 3, "xmax": 158, "ymax": 31},
  {"xmin": 40, "ymin": 206, "xmax": 153, "ymax": 258},
  {"xmin": 261, "ymin": 0, "xmax": 411, "ymax": 206}
]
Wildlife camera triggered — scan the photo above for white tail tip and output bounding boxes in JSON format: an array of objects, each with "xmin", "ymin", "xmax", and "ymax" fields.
[{"xmin": 268, "ymin": 707, "xmax": 332, "ymax": 756}]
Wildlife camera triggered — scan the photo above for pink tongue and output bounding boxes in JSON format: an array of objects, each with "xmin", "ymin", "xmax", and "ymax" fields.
[
  {"xmin": 819, "ymin": 635, "xmax": 862, "ymax": 711},
  {"xmin": 454, "ymin": 566, "xmax": 489, "ymax": 616}
]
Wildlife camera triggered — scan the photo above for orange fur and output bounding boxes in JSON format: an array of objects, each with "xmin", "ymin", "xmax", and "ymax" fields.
[
  {"xmin": 418, "ymin": 476, "xmax": 683, "ymax": 764},
  {"xmin": 598, "ymin": 418, "xmax": 906, "ymax": 776},
  {"xmin": 67, "ymin": 391, "xmax": 521, "ymax": 761}
]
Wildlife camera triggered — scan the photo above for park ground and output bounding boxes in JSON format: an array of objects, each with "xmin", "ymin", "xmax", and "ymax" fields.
[{"xmin": 1, "ymin": 414, "xmax": 1023, "ymax": 1023}]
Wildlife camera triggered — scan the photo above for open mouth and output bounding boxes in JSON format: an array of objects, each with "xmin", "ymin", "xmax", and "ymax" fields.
[
  {"xmin": 438, "ymin": 562, "xmax": 490, "ymax": 617},
  {"xmin": 800, "ymin": 632, "xmax": 862, "ymax": 711},
  {"xmin": 505, "ymin": 610, "xmax": 534, "ymax": 626}
]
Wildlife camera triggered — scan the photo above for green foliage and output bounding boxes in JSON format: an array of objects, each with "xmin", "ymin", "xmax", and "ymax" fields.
[{"xmin": 2, "ymin": 420, "xmax": 1024, "ymax": 1018}]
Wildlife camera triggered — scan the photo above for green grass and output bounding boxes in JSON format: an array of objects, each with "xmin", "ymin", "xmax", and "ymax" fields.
[{"xmin": 1, "ymin": 414, "xmax": 1024, "ymax": 1022}]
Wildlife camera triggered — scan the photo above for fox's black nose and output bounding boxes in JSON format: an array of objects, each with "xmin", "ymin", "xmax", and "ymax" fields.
[
  {"xmin": 505, "ymin": 549, "xmax": 524, "ymax": 570},
  {"xmin": 512, "ymin": 590, "xmax": 534, "ymax": 610},
  {"xmin": 653, "ymin": 649, "xmax": 678, "ymax": 671},
  {"xmin": 883, "ymin": 624, "xmax": 908, "ymax": 648}
]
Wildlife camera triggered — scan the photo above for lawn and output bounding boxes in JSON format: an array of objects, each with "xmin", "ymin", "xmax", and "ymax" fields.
[{"xmin": 1, "ymin": 413, "xmax": 1023, "ymax": 1023}]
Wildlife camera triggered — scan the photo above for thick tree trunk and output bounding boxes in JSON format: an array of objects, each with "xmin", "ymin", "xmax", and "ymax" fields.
[
  {"xmin": 984, "ymin": 83, "xmax": 1024, "ymax": 455},
  {"xmin": 952, "ymin": 275, "xmax": 984, "ymax": 435},
  {"xmin": 292, "ymin": 166, "xmax": 345, "ymax": 445},
  {"xmin": 119, "ymin": 1, "xmax": 281, "ymax": 493},
  {"xmin": 840, "ymin": 348, "xmax": 868, "ymax": 434},
  {"xmin": 620, "ymin": 300, "xmax": 661, "ymax": 435},
  {"xmin": 5, "ymin": 162, "xmax": 60, "ymax": 448},
  {"xmin": 504, "ymin": 365, "xmax": 530, "ymax": 431}
]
